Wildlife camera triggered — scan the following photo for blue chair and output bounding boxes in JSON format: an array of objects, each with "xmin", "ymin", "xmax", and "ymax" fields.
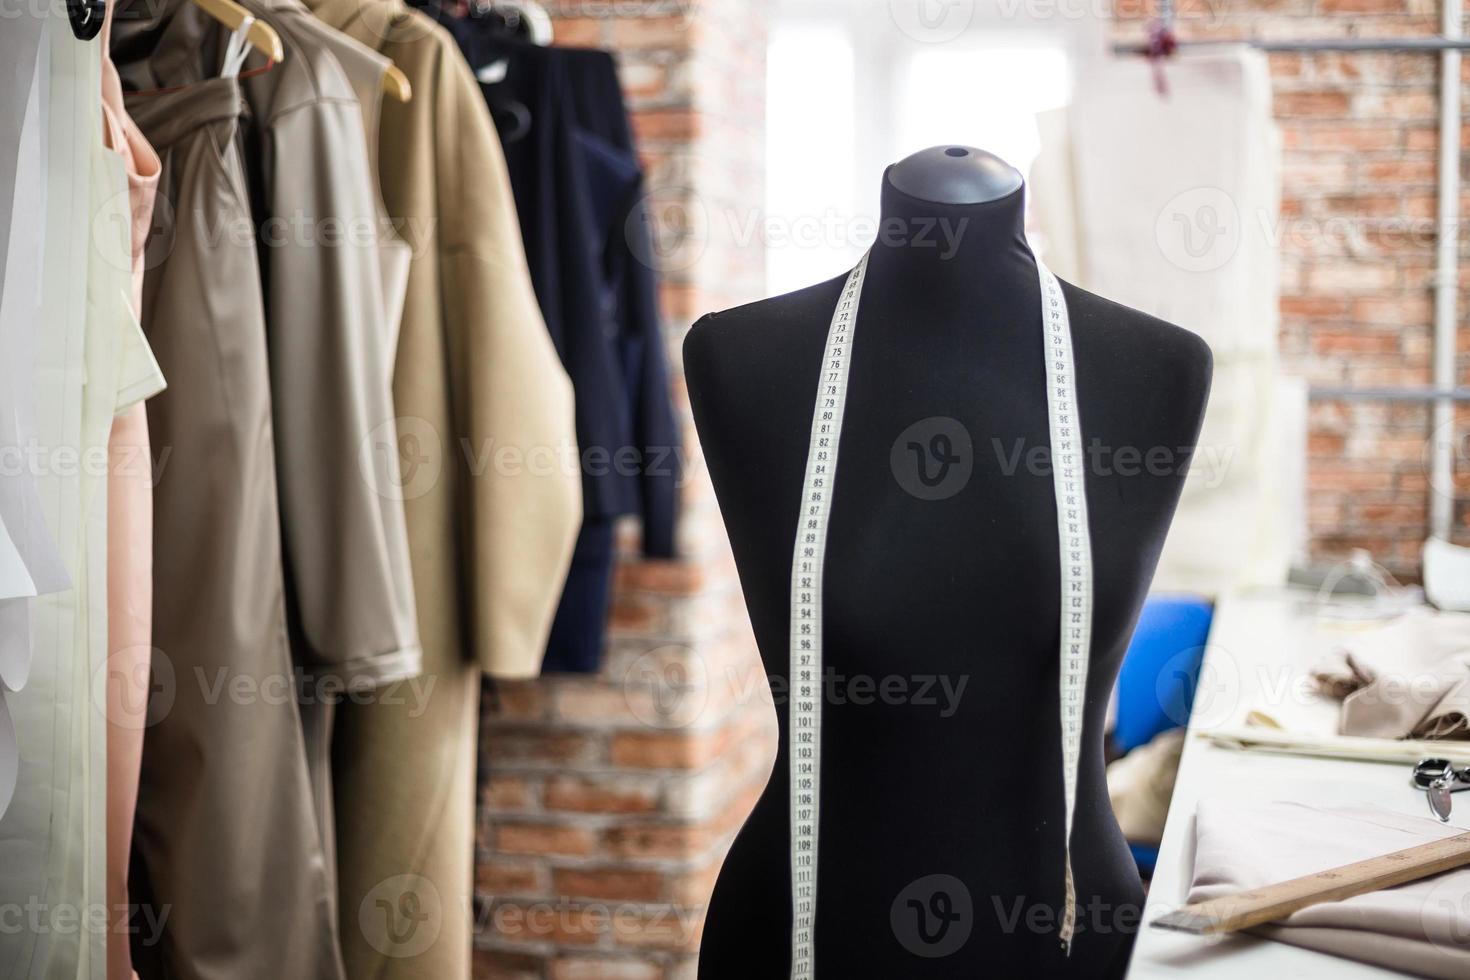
[{"xmin": 1112, "ymin": 594, "xmax": 1214, "ymax": 874}]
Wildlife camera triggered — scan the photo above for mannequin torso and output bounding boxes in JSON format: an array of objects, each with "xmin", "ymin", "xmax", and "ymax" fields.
[{"xmin": 685, "ymin": 149, "xmax": 1212, "ymax": 978}]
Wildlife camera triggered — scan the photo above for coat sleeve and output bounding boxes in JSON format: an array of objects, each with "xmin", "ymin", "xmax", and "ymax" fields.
[
  {"xmin": 615, "ymin": 178, "xmax": 679, "ymax": 558},
  {"xmin": 434, "ymin": 45, "xmax": 582, "ymax": 678}
]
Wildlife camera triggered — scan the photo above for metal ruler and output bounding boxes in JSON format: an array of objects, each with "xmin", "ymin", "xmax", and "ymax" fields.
[
  {"xmin": 787, "ymin": 253, "xmax": 1092, "ymax": 976},
  {"xmin": 1152, "ymin": 831, "xmax": 1470, "ymax": 935}
]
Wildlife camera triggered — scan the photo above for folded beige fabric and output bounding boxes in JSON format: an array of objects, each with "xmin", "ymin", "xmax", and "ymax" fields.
[
  {"xmin": 1189, "ymin": 800, "xmax": 1470, "ymax": 979},
  {"xmin": 1310, "ymin": 650, "xmax": 1377, "ymax": 701},
  {"xmin": 1313, "ymin": 650, "xmax": 1470, "ymax": 740}
]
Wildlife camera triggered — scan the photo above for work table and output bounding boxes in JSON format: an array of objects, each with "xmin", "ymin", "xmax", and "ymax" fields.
[{"xmin": 1125, "ymin": 587, "xmax": 1468, "ymax": 979}]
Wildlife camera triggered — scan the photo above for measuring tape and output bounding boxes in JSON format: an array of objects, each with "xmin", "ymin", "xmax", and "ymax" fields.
[{"xmin": 787, "ymin": 252, "xmax": 1092, "ymax": 975}]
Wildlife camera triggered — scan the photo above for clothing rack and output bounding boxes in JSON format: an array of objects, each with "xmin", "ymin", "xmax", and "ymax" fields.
[
  {"xmin": 1112, "ymin": 36, "xmax": 1470, "ymax": 54},
  {"xmin": 1118, "ymin": 19, "xmax": 1467, "ymax": 539}
]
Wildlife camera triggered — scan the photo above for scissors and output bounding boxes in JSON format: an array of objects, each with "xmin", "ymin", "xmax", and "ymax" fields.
[{"xmin": 1413, "ymin": 758, "xmax": 1470, "ymax": 822}]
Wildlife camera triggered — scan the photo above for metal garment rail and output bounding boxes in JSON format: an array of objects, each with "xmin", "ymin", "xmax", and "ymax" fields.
[
  {"xmin": 1114, "ymin": 30, "xmax": 1466, "ymax": 539},
  {"xmin": 1112, "ymin": 36, "xmax": 1470, "ymax": 53}
]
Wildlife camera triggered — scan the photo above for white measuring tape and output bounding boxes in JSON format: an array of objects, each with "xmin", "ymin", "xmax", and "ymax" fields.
[{"xmin": 787, "ymin": 251, "xmax": 1092, "ymax": 975}]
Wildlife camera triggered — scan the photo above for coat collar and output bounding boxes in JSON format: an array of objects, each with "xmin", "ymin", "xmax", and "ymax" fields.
[{"xmin": 299, "ymin": 0, "xmax": 414, "ymax": 52}]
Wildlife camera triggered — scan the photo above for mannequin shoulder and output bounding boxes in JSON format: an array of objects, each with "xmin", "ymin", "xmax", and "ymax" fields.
[
  {"xmin": 683, "ymin": 273, "xmax": 848, "ymax": 398},
  {"xmin": 1059, "ymin": 279, "xmax": 1213, "ymax": 389}
]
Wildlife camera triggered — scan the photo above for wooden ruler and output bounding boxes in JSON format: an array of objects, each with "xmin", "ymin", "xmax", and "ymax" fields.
[{"xmin": 1152, "ymin": 831, "xmax": 1470, "ymax": 935}]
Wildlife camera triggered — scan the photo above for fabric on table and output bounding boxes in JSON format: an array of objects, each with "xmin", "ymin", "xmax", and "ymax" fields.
[
  {"xmin": 1308, "ymin": 607, "xmax": 1470, "ymax": 740},
  {"xmin": 1189, "ymin": 800, "xmax": 1470, "ymax": 979},
  {"xmin": 1335, "ymin": 652, "xmax": 1470, "ymax": 740},
  {"xmin": 120, "ymin": 72, "xmax": 348, "ymax": 980},
  {"xmin": 298, "ymin": 1, "xmax": 580, "ymax": 976},
  {"xmin": 425, "ymin": 20, "xmax": 681, "ymax": 671}
]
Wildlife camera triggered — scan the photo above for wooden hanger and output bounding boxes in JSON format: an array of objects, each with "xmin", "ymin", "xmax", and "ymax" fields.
[
  {"xmin": 190, "ymin": 0, "xmax": 411, "ymax": 100},
  {"xmin": 383, "ymin": 64, "xmax": 412, "ymax": 102},
  {"xmin": 192, "ymin": 0, "xmax": 285, "ymax": 62}
]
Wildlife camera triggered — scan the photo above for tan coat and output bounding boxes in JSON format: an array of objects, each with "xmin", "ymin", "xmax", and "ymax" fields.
[{"xmin": 301, "ymin": 0, "xmax": 581, "ymax": 976}]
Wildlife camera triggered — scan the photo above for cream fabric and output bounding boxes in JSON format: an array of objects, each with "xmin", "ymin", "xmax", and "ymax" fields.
[
  {"xmin": 1031, "ymin": 48, "xmax": 1302, "ymax": 596},
  {"xmin": 0, "ymin": 15, "xmax": 54, "ymax": 824},
  {"xmin": 0, "ymin": 14, "xmax": 165, "ymax": 980},
  {"xmin": 1190, "ymin": 800, "xmax": 1470, "ymax": 979}
]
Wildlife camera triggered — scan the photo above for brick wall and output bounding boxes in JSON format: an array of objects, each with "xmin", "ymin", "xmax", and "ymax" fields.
[
  {"xmin": 1116, "ymin": 0, "xmax": 1470, "ymax": 578},
  {"xmin": 473, "ymin": 2, "xmax": 773, "ymax": 978}
]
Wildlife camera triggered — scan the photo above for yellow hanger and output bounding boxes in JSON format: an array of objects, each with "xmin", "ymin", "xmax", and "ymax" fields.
[
  {"xmin": 383, "ymin": 64, "xmax": 411, "ymax": 102},
  {"xmin": 191, "ymin": 0, "xmax": 285, "ymax": 62},
  {"xmin": 191, "ymin": 0, "xmax": 411, "ymax": 100}
]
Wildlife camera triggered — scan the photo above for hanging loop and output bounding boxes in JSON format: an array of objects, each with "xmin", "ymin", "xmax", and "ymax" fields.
[{"xmin": 67, "ymin": 0, "xmax": 106, "ymax": 41}]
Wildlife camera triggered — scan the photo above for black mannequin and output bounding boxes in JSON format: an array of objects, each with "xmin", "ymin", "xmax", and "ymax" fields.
[{"xmin": 685, "ymin": 147, "xmax": 1211, "ymax": 978}]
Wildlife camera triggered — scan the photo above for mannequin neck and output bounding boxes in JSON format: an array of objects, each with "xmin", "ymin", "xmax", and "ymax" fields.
[{"xmin": 866, "ymin": 173, "xmax": 1034, "ymax": 289}]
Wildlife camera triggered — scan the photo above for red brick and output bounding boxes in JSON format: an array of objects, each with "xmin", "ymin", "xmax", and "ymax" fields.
[
  {"xmin": 483, "ymin": 730, "xmax": 601, "ymax": 767},
  {"xmin": 486, "ymin": 681, "xmax": 548, "ymax": 722},
  {"xmin": 496, "ymin": 822, "xmax": 598, "ymax": 857},
  {"xmin": 1318, "ymin": 0, "xmax": 1403, "ymax": 12},
  {"xmin": 609, "ymin": 730, "xmax": 723, "ymax": 769},
  {"xmin": 550, "ymin": 16, "xmax": 603, "ymax": 47},
  {"xmin": 1352, "ymin": 295, "xmax": 1432, "ymax": 324},
  {"xmin": 1268, "ymin": 52, "xmax": 1305, "ymax": 77},
  {"xmin": 607, "ymin": 595, "xmax": 665, "ymax": 633},
  {"xmin": 611, "ymin": 15, "xmax": 701, "ymax": 51},
  {"xmin": 481, "ymin": 774, "xmax": 536, "ymax": 812},
  {"xmin": 1308, "ymin": 123, "xmax": 1400, "ymax": 152},
  {"xmin": 549, "ymin": 958, "xmax": 661, "ymax": 980},
  {"xmin": 1281, "ymin": 295, "xmax": 1350, "ymax": 319},
  {"xmin": 1361, "ymin": 159, "xmax": 1436, "ymax": 183},
  {"xmin": 1312, "ymin": 329, "xmax": 1400, "ymax": 355},
  {"xmin": 631, "ymin": 108, "xmax": 701, "ymax": 143},
  {"xmin": 472, "ymin": 948, "xmax": 543, "ymax": 980},
  {"xmin": 1406, "ymin": 126, "xmax": 1438, "ymax": 152},
  {"xmin": 543, "ymin": 775, "xmax": 661, "ymax": 814},
  {"xmin": 614, "ymin": 558, "xmax": 706, "ymax": 595},
  {"xmin": 553, "ymin": 867, "xmax": 664, "ymax": 902},
  {"xmin": 1274, "ymin": 91, "xmax": 1352, "ymax": 116},
  {"xmin": 1321, "ymin": 194, "xmax": 1400, "ymax": 218},
  {"xmin": 602, "ymin": 823, "xmax": 711, "ymax": 859},
  {"xmin": 477, "ymin": 858, "xmax": 548, "ymax": 896}
]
